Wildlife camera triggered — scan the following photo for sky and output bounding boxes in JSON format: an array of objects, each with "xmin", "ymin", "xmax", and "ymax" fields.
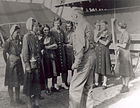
[{"xmin": 2, "ymin": 0, "xmax": 74, "ymax": 20}]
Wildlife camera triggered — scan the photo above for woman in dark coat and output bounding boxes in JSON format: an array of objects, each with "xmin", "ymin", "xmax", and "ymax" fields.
[
  {"xmin": 51, "ymin": 17, "xmax": 68, "ymax": 89},
  {"xmin": 41, "ymin": 24, "xmax": 58, "ymax": 92},
  {"xmin": 3, "ymin": 25, "xmax": 24, "ymax": 106},
  {"xmin": 22, "ymin": 17, "xmax": 41, "ymax": 108}
]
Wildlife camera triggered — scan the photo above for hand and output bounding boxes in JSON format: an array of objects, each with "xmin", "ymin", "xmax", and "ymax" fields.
[
  {"xmin": 41, "ymin": 50, "xmax": 44, "ymax": 54},
  {"xmin": 66, "ymin": 44, "xmax": 72, "ymax": 48},
  {"xmin": 116, "ymin": 43, "xmax": 120, "ymax": 47},
  {"xmin": 25, "ymin": 63, "xmax": 31, "ymax": 73},
  {"xmin": 72, "ymin": 63, "xmax": 78, "ymax": 70}
]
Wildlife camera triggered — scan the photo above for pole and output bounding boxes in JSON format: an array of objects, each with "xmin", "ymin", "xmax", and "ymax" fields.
[{"xmin": 111, "ymin": 0, "xmax": 118, "ymax": 74}]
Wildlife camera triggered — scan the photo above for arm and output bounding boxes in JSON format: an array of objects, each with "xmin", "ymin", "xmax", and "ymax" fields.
[
  {"xmin": 3, "ymin": 40, "xmax": 9, "ymax": 63},
  {"xmin": 116, "ymin": 32, "xmax": 129, "ymax": 49},
  {"xmin": 22, "ymin": 35, "xmax": 31, "ymax": 72},
  {"xmin": 99, "ymin": 33, "xmax": 112, "ymax": 46},
  {"xmin": 72, "ymin": 48, "xmax": 84, "ymax": 70},
  {"xmin": 116, "ymin": 43, "xmax": 126, "ymax": 49},
  {"xmin": 45, "ymin": 43, "xmax": 58, "ymax": 49},
  {"xmin": 99, "ymin": 39, "xmax": 110, "ymax": 46}
]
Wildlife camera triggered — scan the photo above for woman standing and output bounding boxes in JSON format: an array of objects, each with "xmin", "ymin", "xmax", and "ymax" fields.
[
  {"xmin": 65, "ymin": 21, "xmax": 75, "ymax": 77},
  {"xmin": 22, "ymin": 17, "xmax": 41, "ymax": 108},
  {"xmin": 94, "ymin": 20, "xmax": 112, "ymax": 89},
  {"xmin": 51, "ymin": 17, "xmax": 68, "ymax": 89},
  {"xmin": 3, "ymin": 25, "xmax": 24, "ymax": 106},
  {"xmin": 116, "ymin": 21, "xmax": 133, "ymax": 93},
  {"xmin": 42, "ymin": 24, "xmax": 58, "ymax": 92}
]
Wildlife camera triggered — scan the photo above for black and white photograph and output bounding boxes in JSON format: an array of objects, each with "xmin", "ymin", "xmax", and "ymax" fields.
[{"xmin": 0, "ymin": 0, "xmax": 140, "ymax": 108}]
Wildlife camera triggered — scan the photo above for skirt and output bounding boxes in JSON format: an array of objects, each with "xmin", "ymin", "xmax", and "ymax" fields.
[{"xmin": 23, "ymin": 69, "xmax": 41, "ymax": 97}]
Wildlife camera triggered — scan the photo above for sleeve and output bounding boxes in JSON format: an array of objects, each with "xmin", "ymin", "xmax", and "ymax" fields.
[
  {"xmin": 51, "ymin": 35, "xmax": 56, "ymax": 45},
  {"xmin": 105, "ymin": 32, "xmax": 112, "ymax": 46},
  {"xmin": 22, "ymin": 34, "xmax": 30, "ymax": 68},
  {"xmin": 3, "ymin": 40, "xmax": 10, "ymax": 62},
  {"xmin": 73, "ymin": 48, "xmax": 84, "ymax": 68},
  {"xmin": 62, "ymin": 30, "xmax": 67, "ymax": 44},
  {"xmin": 123, "ymin": 32, "xmax": 130, "ymax": 44},
  {"xmin": 84, "ymin": 24, "xmax": 95, "ymax": 51}
]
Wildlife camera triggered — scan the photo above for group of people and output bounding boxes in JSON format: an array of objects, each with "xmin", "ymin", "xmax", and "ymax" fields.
[{"xmin": 2, "ymin": 8, "xmax": 133, "ymax": 108}]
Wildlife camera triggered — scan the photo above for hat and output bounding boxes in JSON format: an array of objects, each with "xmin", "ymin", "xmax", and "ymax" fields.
[
  {"xmin": 73, "ymin": 7, "xmax": 84, "ymax": 15},
  {"xmin": 10, "ymin": 24, "xmax": 20, "ymax": 36},
  {"xmin": 26, "ymin": 17, "xmax": 37, "ymax": 31}
]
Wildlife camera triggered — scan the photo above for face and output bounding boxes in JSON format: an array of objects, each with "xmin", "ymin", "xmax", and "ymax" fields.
[
  {"xmin": 71, "ymin": 13, "xmax": 78, "ymax": 23},
  {"xmin": 100, "ymin": 22, "xmax": 107, "ymax": 31},
  {"xmin": 32, "ymin": 22, "xmax": 39, "ymax": 33},
  {"xmin": 66, "ymin": 23, "xmax": 72, "ymax": 31},
  {"xmin": 43, "ymin": 27, "xmax": 50, "ymax": 35},
  {"xmin": 54, "ymin": 20, "xmax": 61, "ymax": 29},
  {"xmin": 95, "ymin": 23, "xmax": 100, "ymax": 31},
  {"xmin": 117, "ymin": 24, "xmax": 122, "ymax": 32},
  {"xmin": 12, "ymin": 29, "xmax": 20, "ymax": 40}
]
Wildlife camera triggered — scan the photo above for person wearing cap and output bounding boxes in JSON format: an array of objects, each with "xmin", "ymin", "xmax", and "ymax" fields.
[
  {"xmin": 69, "ymin": 8, "xmax": 96, "ymax": 108},
  {"xmin": 22, "ymin": 17, "xmax": 41, "ymax": 108},
  {"xmin": 116, "ymin": 21, "xmax": 133, "ymax": 93},
  {"xmin": 3, "ymin": 24, "xmax": 24, "ymax": 106}
]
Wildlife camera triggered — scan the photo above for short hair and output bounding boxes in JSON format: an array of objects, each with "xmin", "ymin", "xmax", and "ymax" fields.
[
  {"xmin": 118, "ymin": 21, "xmax": 127, "ymax": 29},
  {"xmin": 53, "ymin": 17, "xmax": 62, "ymax": 26},
  {"xmin": 94, "ymin": 20, "xmax": 100, "ymax": 25},
  {"xmin": 66, "ymin": 21, "xmax": 73, "ymax": 27},
  {"xmin": 44, "ymin": 24, "xmax": 50, "ymax": 30},
  {"xmin": 100, "ymin": 20, "xmax": 108, "ymax": 25},
  {"xmin": 41, "ymin": 24, "xmax": 50, "ymax": 35}
]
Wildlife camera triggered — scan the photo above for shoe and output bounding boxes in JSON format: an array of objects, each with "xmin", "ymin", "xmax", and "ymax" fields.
[
  {"xmin": 120, "ymin": 86, "xmax": 129, "ymax": 93},
  {"xmin": 10, "ymin": 100, "xmax": 17, "ymax": 106},
  {"xmin": 16, "ymin": 99, "xmax": 25, "ymax": 105},
  {"xmin": 61, "ymin": 83, "xmax": 69, "ymax": 90},
  {"xmin": 45, "ymin": 88, "xmax": 51, "ymax": 95},
  {"xmin": 34, "ymin": 105, "xmax": 41, "ymax": 108},
  {"xmin": 39, "ymin": 95, "xmax": 45, "ymax": 100},
  {"xmin": 51, "ymin": 87, "xmax": 59, "ymax": 92},
  {"xmin": 93, "ymin": 84, "xmax": 99, "ymax": 88},
  {"xmin": 102, "ymin": 85, "xmax": 107, "ymax": 90}
]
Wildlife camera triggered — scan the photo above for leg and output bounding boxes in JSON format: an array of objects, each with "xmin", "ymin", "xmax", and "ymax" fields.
[
  {"xmin": 69, "ymin": 68, "xmax": 91, "ymax": 108},
  {"xmin": 80, "ymin": 67, "xmax": 95, "ymax": 108},
  {"xmin": 122, "ymin": 77, "xmax": 125, "ymax": 86},
  {"xmin": 15, "ymin": 86, "xmax": 20, "ymax": 101},
  {"xmin": 51, "ymin": 76, "xmax": 59, "ymax": 92},
  {"xmin": 34, "ymin": 95, "xmax": 39, "ymax": 107},
  {"xmin": 15, "ymin": 86, "xmax": 25, "ymax": 104},
  {"xmin": 120, "ymin": 77, "xmax": 129, "ymax": 93},
  {"xmin": 45, "ymin": 78, "xmax": 51, "ymax": 95},
  {"xmin": 8, "ymin": 86, "xmax": 14, "ymax": 104},
  {"xmin": 95, "ymin": 73, "xmax": 99, "ymax": 86},
  {"xmin": 125, "ymin": 77, "xmax": 130, "ymax": 87},
  {"xmin": 61, "ymin": 72, "xmax": 69, "ymax": 89},
  {"xmin": 102, "ymin": 76, "xmax": 107, "ymax": 86},
  {"xmin": 27, "ymin": 96, "xmax": 32, "ymax": 108},
  {"xmin": 102, "ymin": 76, "xmax": 108, "ymax": 89}
]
